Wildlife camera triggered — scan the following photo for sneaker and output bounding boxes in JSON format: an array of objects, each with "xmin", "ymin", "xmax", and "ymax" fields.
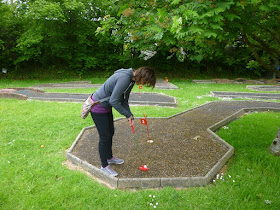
[
  {"xmin": 100, "ymin": 165, "xmax": 118, "ymax": 177},
  {"xmin": 107, "ymin": 156, "xmax": 124, "ymax": 165}
]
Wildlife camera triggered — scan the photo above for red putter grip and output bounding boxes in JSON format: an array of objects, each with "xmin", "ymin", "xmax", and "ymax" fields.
[{"xmin": 131, "ymin": 125, "xmax": 135, "ymax": 134}]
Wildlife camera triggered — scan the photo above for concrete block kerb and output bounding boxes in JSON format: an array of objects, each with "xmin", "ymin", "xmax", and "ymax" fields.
[{"xmin": 67, "ymin": 101, "xmax": 280, "ymax": 189}]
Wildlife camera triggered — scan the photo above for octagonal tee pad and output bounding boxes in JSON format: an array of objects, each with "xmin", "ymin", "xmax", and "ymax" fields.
[{"xmin": 67, "ymin": 101, "xmax": 280, "ymax": 189}]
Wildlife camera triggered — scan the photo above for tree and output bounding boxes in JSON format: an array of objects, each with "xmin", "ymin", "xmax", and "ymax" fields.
[
  {"xmin": 14, "ymin": 0, "xmax": 127, "ymax": 75},
  {"xmin": 0, "ymin": 1, "xmax": 21, "ymax": 70},
  {"xmin": 97, "ymin": 0, "xmax": 280, "ymax": 77},
  {"xmin": 234, "ymin": 0, "xmax": 280, "ymax": 77}
]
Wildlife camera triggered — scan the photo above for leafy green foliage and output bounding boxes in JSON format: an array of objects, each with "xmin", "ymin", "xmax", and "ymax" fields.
[
  {"xmin": 2, "ymin": 0, "xmax": 129, "ymax": 76},
  {"xmin": 1, "ymin": 0, "xmax": 279, "ymax": 78},
  {"xmin": 0, "ymin": 1, "xmax": 22, "ymax": 69},
  {"xmin": 233, "ymin": 0, "xmax": 280, "ymax": 77},
  {"xmin": 97, "ymin": 0, "xmax": 238, "ymax": 62},
  {"xmin": 97, "ymin": 0, "xmax": 280, "ymax": 76}
]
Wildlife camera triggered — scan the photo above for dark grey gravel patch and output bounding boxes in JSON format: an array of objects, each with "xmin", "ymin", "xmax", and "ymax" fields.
[
  {"xmin": 31, "ymin": 79, "xmax": 179, "ymax": 90},
  {"xmin": 13, "ymin": 89, "xmax": 177, "ymax": 107},
  {"xmin": 192, "ymin": 80, "xmax": 216, "ymax": 84},
  {"xmin": 247, "ymin": 85, "xmax": 280, "ymax": 92},
  {"xmin": 31, "ymin": 81, "xmax": 102, "ymax": 89},
  {"xmin": 67, "ymin": 100, "xmax": 280, "ymax": 189},
  {"xmin": 155, "ymin": 79, "xmax": 178, "ymax": 89},
  {"xmin": 211, "ymin": 91, "xmax": 280, "ymax": 100}
]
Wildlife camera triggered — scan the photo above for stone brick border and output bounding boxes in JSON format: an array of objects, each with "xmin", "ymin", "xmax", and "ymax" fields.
[{"xmin": 67, "ymin": 102, "xmax": 280, "ymax": 189}]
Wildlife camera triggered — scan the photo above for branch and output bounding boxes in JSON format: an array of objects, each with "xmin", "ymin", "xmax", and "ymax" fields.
[
  {"xmin": 257, "ymin": 24, "xmax": 280, "ymax": 45},
  {"xmin": 249, "ymin": 33, "xmax": 280, "ymax": 58},
  {"xmin": 243, "ymin": 32, "xmax": 280, "ymax": 77}
]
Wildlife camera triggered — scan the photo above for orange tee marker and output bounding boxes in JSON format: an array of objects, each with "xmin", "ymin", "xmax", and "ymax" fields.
[{"xmin": 139, "ymin": 85, "xmax": 142, "ymax": 96}]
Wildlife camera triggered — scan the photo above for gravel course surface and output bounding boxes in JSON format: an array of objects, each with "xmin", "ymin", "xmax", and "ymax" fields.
[
  {"xmin": 31, "ymin": 80, "xmax": 178, "ymax": 89},
  {"xmin": 72, "ymin": 101, "xmax": 280, "ymax": 178},
  {"xmin": 211, "ymin": 91, "xmax": 280, "ymax": 100},
  {"xmin": 14, "ymin": 89, "xmax": 176, "ymax": 106},
  {"xmin": 246, "ymin": 85, "xmax": 280, "ymax": 91}
]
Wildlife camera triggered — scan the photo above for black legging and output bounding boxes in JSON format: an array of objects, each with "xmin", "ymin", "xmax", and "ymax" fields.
[{"xmin": 91, "ymin": 112, "xmax": 114, "ymax": 168}]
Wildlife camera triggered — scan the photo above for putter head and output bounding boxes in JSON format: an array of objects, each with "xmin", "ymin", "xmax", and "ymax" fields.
[{"xmin": 139, "ymin": 164, "xmax": 149, "ymax": 171}]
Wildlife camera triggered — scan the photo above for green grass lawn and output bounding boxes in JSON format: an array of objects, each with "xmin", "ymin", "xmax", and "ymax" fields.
[{"xmin": 1, "ymin": 78, "xmax": 280, "ymax": 209}]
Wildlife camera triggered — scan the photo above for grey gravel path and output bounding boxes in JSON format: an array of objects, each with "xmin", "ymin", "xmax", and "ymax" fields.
[
  {"xmin": 13, "ymin": 89, "xmax": 177, "ymax": 107},
  {"xmin": 70, "ymin": 100, "xmax": 280, "ymax": 180},
  {"xmin": 31, "ymin": 81, "xmax": 101, "ymax": 89},
  {"xmin": 211, "ymin": 91, "xmax": 280, "ymax": 100},
  {"xmin": 247, "ymin": 85, "xmax": 280, "ymax": 91},
  {"xmin": 31, "ymin": 79, "xmax": 178, "ymax": 90}
]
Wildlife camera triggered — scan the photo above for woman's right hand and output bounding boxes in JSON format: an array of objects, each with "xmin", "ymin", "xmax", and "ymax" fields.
[{"xmin": 128, "ymin": 115, "xmax": 134, "ymax": 127}]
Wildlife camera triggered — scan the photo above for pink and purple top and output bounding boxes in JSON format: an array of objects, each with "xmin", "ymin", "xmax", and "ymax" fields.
[{"xmin": 90, "ymin": 95, "xmax": 112, "ymax": 114}]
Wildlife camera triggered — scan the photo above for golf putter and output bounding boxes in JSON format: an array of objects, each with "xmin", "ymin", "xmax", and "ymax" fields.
[{"xmin": 130, "ymin": 125, "xmax": 149, "ymax": 171}]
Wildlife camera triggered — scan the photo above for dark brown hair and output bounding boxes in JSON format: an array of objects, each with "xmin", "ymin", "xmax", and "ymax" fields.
[{"xmin": 134, "ymin": 67, "xmax": 156, "ymax": 88}]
